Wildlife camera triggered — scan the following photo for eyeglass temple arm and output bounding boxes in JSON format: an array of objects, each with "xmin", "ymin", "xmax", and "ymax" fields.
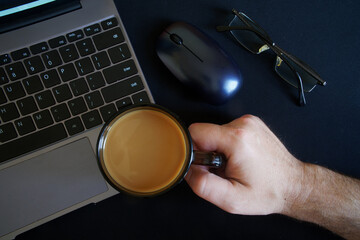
[
  {"xmin": 216, "ymin": 25, "xmax": 252, "ymax": 32},
  {"xmin": 295, "ymin": 72, "xmax": 306, "ymax": 106},
  {"xmin": 217, "ymin": 26, "xmax": 326, "ymax": 87},
  {"xmin": 271, "ymin": 45, "xmax": 326, "ymax": 86},
  {"xmin": 231, "ymin": 9, "xmax": 273, "ymax": 42},
  {"xmin": 222, "ymin": 9, "xmax": 327, "ymax": 87}
]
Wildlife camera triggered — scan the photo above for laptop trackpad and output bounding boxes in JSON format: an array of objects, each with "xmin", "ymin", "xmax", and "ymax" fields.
[{"xmin": 0, "ymin": 138, "xmax": 108, "ymax": 236}]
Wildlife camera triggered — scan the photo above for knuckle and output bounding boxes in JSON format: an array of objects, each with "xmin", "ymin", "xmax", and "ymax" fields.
[
  {"xmin": 241, "ymin": 114, "xmax": 260, "ymax": 125},
  {"xmin": 231, "ymin": 126, "xmax": 251, "ymax": 143},
  {"xmin": 232, "ymin": 127, "xmax": 246, "ymax": 139},
  {"xmin": 228, "ymin": 114, "xmax": 261, "ymax": 129},
  {"xmin": 242, "ymin": 114, "xmax": 256, "ymax": 119}
]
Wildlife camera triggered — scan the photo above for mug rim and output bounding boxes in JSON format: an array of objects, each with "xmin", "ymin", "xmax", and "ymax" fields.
[{"xmin": 96, "ymin": 103, "xmax": 194, "ymax": 197}]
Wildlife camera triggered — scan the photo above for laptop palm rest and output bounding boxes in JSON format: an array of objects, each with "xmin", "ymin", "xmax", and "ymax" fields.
[{"xmin": 0, "ymin": 138, "xmax": 108, "ymax": 237}]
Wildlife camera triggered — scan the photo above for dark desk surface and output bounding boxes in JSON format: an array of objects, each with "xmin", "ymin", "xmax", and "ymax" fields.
[{"xmin": 18, "ymin": 0, "xmax": 360, "ymax": 239}]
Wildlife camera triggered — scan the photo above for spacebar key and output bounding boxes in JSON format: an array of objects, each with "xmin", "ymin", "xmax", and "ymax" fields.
[{"xmin": 0, "ymin": 124, "xmax": 68, "ymax": 163}]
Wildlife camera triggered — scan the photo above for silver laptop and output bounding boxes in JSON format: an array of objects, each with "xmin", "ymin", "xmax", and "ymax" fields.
[{"xmin": 0, "ymin": 0, "xmax": 153, "ymax": 239}]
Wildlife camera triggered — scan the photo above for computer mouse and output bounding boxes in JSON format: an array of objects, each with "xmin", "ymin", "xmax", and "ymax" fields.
[{"xmin": 156, "ymin": 21, "xmax": 243, "ymax": 105}]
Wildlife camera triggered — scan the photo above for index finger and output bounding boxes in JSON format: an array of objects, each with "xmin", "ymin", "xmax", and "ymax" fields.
[{"xmin": 188, "ymin": 122, "xmax": 234, "ymax": 157}]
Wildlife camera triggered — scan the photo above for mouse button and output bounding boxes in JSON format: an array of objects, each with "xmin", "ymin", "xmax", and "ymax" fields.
[
  {"xmin": 169, "ymin": 33, "xmax": 183, "ymax": 45},
  {"xmin": 167, "ymin": 23, "xmax": 197, "ymax": 40},
  {"xmin": 156, "ymin": 32, "xmax": 179, "ymax": 55}
]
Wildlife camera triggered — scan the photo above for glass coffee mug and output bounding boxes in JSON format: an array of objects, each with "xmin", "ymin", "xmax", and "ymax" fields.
[{"xmin": 97, "ymin": 104, "xmax": 224, "ymax": 197}]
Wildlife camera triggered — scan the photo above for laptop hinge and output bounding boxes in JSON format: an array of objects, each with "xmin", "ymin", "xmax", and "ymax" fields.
[{"xmin": 0, "ymin": 1, "xmax": 82, "ymax": 34}]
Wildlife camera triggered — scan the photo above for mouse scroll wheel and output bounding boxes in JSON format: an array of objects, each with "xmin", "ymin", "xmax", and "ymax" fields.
[{"xmin": 170, "ymin": 34, "xmax": 183, "ymax": 45}]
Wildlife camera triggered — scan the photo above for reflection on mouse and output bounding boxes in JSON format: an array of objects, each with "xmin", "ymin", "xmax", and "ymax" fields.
[{"xmin": 156, "ymin": 21, "xmax": 243, "ymax": 105}]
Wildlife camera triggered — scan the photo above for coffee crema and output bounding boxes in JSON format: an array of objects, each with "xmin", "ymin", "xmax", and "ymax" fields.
[{"xmin": 102, "ymin": 108, "xmax": 188, "ymax": 194}]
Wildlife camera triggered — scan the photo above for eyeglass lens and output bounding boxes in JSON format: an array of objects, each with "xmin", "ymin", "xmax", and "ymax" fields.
[
  {"xmin": 229, "ymin": 14, "xmax": 318, "ymax": 92},
  {"xmin": 229, "ymin": 15, "xmax": 268, "ymax": 54},
  {"xmin": 275, "ymin": 55, "xmax": 318, "ymax": 92}
]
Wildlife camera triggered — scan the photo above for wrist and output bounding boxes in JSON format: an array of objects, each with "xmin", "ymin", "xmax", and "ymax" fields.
[
  {"xmin": 280, "ymin": 160, "xmax": 315, "ymax": 217},
  {"xmin": 279, "ymin": 162, "xmax": 360, "ymax": 240}
]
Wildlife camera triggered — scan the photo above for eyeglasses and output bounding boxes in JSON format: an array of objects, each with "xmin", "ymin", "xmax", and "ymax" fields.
[{"xmin": 216, "ymin": 9, "xmax": 326, "ymax": 106}]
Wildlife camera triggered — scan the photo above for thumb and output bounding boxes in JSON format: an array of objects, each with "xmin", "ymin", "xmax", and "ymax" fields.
[
  {"xmin": 186, "ymin": 122, "xmax": 232, "ymax": 203},
  {"xmin": 185, "ymin": 122, "xmax": 249, "ymax": 213},
  {"xmin": 185, "ymin": 165, "xmax": 248, "ymax": 213},
  {"xmin": 185, "ymin": 165, "xmax": 232, "ymax": 208}
]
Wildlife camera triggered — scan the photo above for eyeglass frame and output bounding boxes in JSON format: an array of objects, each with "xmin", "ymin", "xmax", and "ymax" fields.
[{"xmin": 217, "ymin": 9, "xmax": 327, "ymax": 106}]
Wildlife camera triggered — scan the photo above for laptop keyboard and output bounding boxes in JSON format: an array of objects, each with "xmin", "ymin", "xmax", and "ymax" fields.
[{"xmin": 0, "ymin": 17, "xmax": 151, "ymax": 163}]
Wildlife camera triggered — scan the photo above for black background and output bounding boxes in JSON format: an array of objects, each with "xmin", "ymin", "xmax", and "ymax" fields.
[{"xmin": 17, "ymin": 0, "xmax": 360, "ymax": 239}]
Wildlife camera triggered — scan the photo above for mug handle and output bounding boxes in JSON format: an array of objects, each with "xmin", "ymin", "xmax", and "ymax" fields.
[{"xmin": 192, "ymin": 151, "xmax": 224, "ymax": 168}]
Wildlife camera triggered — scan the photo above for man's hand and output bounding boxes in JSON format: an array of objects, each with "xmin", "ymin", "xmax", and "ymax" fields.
[
  {"xmin": 185, "ymin": 114, "xmax": 304, "ymax": 215},
  {"xmin": 185, "ymin": 115, "xmax": 360, "ymax": 240}
]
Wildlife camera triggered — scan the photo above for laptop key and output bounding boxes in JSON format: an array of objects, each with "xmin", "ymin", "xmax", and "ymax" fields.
[
  {"xmin": 11, "ymin": 48, "xmax": 31, "ymax": 61},
  {"xmin": 42, "ymin": 50, "xmax": 63, "ymax": 69},
  {"xmin": 35, "ymin": 90, "xmax": 56, "ymax": 109},
  {"xmin": 101, "ymin": 75, "xmax": 144, "ymax": 103},
  {"xmin": 24, "ymin": 56, "xmax": 45, "ymax": 74},
  {"xmin": 66, "ymin": 30, "xmax": 84, "ymax": 42},
  {"xmin": 84, "ymin": 91, "xmax": 104, "ymax": 109},
  {"xmin": 17, "ymin": 96, "xmax": 38, "ymax": 115},
  {"xmin": 4, "ymin": 81, "xmax": 26, "ymax": 101},
  {"xmin": 101, "ymin": 17, "xmax": 118, "ymax": 30},
  {"xmin": 49, "ymin": 36, "xmax": 67, "ymax": 48},
  {"xmin": 59, "ymin": 44, "xmax": 79, "ymax": 63},
  {"xmin": 53, "ymin": 84, "xmax": 73, "ymax": 103},
  {"xmin": 0, "ymin": 103, "xmax": 20, "ymax": 122},
  {"xmin": 86, "ymin": 72, "xmax": 105, "ymax": 90},
  {"xmin": 33, "ymin": 109, "xmax": 54, "ymax": 129},
  {"xmin": 68, "ymin": 97, "xmax": 87, "ymax": 115},
  {"xmin": 108, "ymin": 43, "xmax": 131, "ymax": 63},
  {"xmin": 100, "ymin": 103, "xmax": 117, "ymax": 122},
  {"xmin": 58, "ymin": 63, "xmax": 78, "ymax": 82},
  {"xmin": 0, "ymin": 54, "xmax": 11, "ymax": 66},
  {"xmin": 132, "ymin": 91, "xmax": 150, "ymax": 104},
  {"xmin": 103, "ymin": 59, "xmax": 137, "ymax": 84},
  {"xmin": 91, "ymin": 51, "xmax": 110, "ymax": 70},
  {"xmin": 40, "ymin": 69, "xmax": 61, "ymax": 87},
  {"xmin": 115, "ymin": 97, "xmax": 132, "ymax": 110},
  {"xmin": 65, "ymin": 117, "xmax": 84, "ymax": 135},
  {"xmin": 84, "ymin": 23, "xmax": 101, "ymax": 36},
  {"xmin": 76, "ymin": 38, "xmax": 95, "ymax": 56},
  {"xmin": 0, "ymin": 68, "xmax": 9, "ymax": 85},
  {"xmin": 51, "ymin": 103, "xmax": 71, "ymax": 122},
  {"xmin": 23, "ymin": 75, "xmax": 44, "ymax": 94},
  {"xmin": 30, "ymin": 42, "xmax": 49, "ymax": 55},
  {"xmin": 69, "ymin": 78, "xmax": 89, "ymax": 96},
  {"xmin": 0, "ymin": 122, "xmax": 18, "ymax": 143},
  {"xmin": 0, "ymin": 123, "xmax": 68, "ymax": 163},
  {"xmin": 15, "ymin": 116, "xmax": 36, "ymax": 136},
  {"xmin": 81, "ymin": 109, "xmax": 102, "ymax": 129},
  {"xmin": 0, "ymin": 89, "xmax": 6, "ymax": 104},
  {"xmin": 5, "ymin": 62, "xmax": 27, "ymax": 81},
  {"xmin": 75, "ymin": 57, "xmax": 94, "ymax": 76},
  {"xmin": 93, "ymin": 28, "xmax": 124, "ymax": 51}
]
